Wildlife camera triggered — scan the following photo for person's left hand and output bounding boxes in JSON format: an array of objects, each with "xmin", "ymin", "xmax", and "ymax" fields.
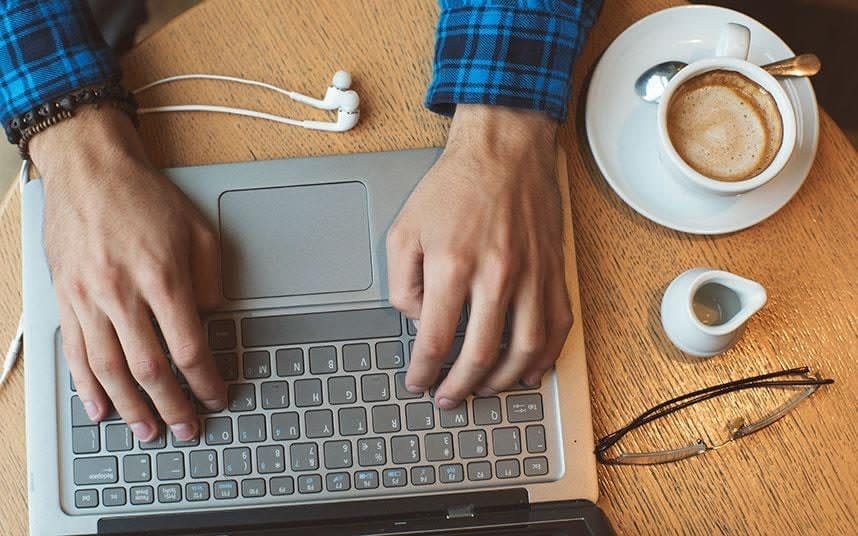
[{"xmin": 386, "ymin": 104, "xmax": 573, "ymax": 409}]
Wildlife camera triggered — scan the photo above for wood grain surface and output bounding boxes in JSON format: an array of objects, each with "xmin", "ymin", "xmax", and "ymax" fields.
[{"xmin": 0, "ymin": 0, "xmax": 855, "ymax": 534}]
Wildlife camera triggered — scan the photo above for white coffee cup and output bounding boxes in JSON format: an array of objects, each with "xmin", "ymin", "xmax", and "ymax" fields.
[{"xmin": 656, "ymin": 23, "xmax": 797, "ymax": 196}]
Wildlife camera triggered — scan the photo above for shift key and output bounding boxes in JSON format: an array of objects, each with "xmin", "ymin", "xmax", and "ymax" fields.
[{"xmin": 74, "ymin": 456, "xmax": 118, "ymax": 485}]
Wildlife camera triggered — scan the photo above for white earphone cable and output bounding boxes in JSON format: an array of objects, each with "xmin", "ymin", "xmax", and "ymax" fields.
[{"xmin": 133, "ymin": 73, "xmax": 303, "ymax": 100}]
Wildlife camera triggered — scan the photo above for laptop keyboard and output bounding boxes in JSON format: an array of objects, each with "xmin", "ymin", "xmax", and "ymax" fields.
[{"xmin": 64, "ymin": 306, "xmax": 560, "ymax": 513}]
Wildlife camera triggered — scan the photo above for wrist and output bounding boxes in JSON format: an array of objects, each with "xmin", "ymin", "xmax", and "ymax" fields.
[{"xmin": 446, "ymin": 104, "xmax": 558, "ymax": 159}]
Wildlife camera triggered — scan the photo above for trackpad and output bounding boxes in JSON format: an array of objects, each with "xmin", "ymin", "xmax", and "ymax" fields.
[{"xmin": 219, "ymin": 182, "xmax": 373, "ymax": 300}]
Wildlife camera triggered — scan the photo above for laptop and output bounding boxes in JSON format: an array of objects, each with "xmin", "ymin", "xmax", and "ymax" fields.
[{"xmin": 22, "ymin": 147, "xmax": 614, "ymax": 535}]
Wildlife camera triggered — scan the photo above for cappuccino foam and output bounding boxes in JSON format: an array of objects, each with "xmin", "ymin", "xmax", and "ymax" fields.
[{"xmin": 667, "ymin": 70, "xmax": 783, "ymax": 182}]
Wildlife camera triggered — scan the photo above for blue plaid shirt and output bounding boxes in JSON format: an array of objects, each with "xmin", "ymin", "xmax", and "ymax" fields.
[{"xmin": 1, "ymin": 0, "xmax": 600, "ymax": 140}]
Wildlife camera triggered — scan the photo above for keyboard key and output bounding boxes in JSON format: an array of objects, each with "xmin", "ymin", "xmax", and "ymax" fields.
[
  {"xmin": 270, "ymin": 476, "xmax": 294, "ymax": 496},
  {"xmin": 74, "ymin": 456, "xmax": 118, "ymax": 485},
  {"xmin": 261, "ymin": 381, "xmax": 290, "ymax": 409},
  {"xmin": 238, "ymin": 414, "xmax": 267, "ymax": 443},
  {"xmin": 429, "ymin": 368, "xmax": 450, "ymax": 397},
  {"xmin": 376, "ymin": 341, "xmax": 405, "ymax": 369},
  {"xmin": 526, "ymin": 425, "xmax": 547, "ymax": 453},
  {"xmin": 139, "ymin": 426, "xmax": 167, "ymax": 450},
  {"xmin": 130, "ymin": 485, "xmax": 154, "ymax": 505},
  {"xmin": 243, "ymin": 351, "xmax": 271, "ymax": 379},
  {"xmin": 229, "ymin": 383, "xmax": 256, "ymax": 412},
  {"xmin": 439, "ymin": 402, "xmax": 468, "ymax": 428},
  {"xmin": 189, "ymin": 450, "xmax": 218, "ymax": 479},
  {"xmin": 158, "ymin": 483, "xmax": 182, "ymax": 503},
  {"xmin": 208, "ymin": 319, "xmax": 236, "ymax": 351},
  {"xmin": 105, "ymin": 423, "xmax": 134, "ymax": 452},
  {"xmin": 492, "ymin": 427, "xmax": 522, "ymax": 456},
  {"xmin": 394, "ymin": 372, "xmax": 422, "ymax": 400},
  {"xmin": 342, "ymin": 343, "xmax": 371, "ymax": 372},
  {"xmin": 123, "ymin": 454, "xmax": 152, "ymax": 483},
  {"xmin": 458, "ymin": 430, "xmax": 488, "ymax": 459},
  {"xmin": 326, "ymin": 472, "xmax": 351, "ymax": 492},
  {"xmin": 290, "ymin": 443, "xmax": 319, "ymax": 471},
  {"xmin": 214, "ymin": 480, "xmax": 238, "ymax": 499},
  {"xmin": 361, "ymin": 374, "xmax": 389, "ymax": 402},
  {"xmin": 323, "ymin": 440, "xmax": 353, "ymax": 469},
  {"xmin": 257, "ymin": 445, "xmax": 285, "ymax": 473},
  {"xmin": 205, "ymin": 416, "xmax": 233, "ymax": 445},
  {"xmin": 297, "ymin": 474, "xmax": 322, "ymax": 494},
  {"xmin": 467, "ymin": 461, "xmax": 492, "ymax": 481},
  {"xmin": 439, "ymin": 463, "xmax": 464, "ymax": 483},
  {"xmin": 524, "ymin": 456, "xmax": 549, "ymax": 476},
  {"xmin": 328, "ymin": 376, "xmax": 357, "ymax": 405},
  {"xmin": 383, "ymin": 467, "xmax": 407, "ymax": 488},
  {"xmin": 305, "ymin": 410, "xmax": 334, "ymax": 438},
  {"xmin": 339, "ymin": 407, "xmax": 368, "ymax": 436},
  {"xmin": 242, "ymin": 308, "xmax": 402, "ymax": 347},
  {"xmin": 186, "ymin": 482, "xmax": 210, "ymax": 501},
  {"xmin": 506, "ymin": 394, "xmax": 543, "ymax": 423},
  {"xmin": 294, "ymin": 378, "xmax": 323, "ymax": 407},
  {"xmin": 391, "ymin": 435, "xmax": 420, "ymax": 464},
  {"xmin": 354, "ymin": 470, "xmax": 379, "ymax": 489},
  {"xmin": 411, "ymin": 465, "xmax": 435, "ymax": 485},
  {"xmin": 72, "ymin": 426, "xmax": 100, "ymax": 454},
  {"xmin": 241, "ymin": 478, "xmax": 266, "ymax": 498},
  {"xmin": 309, "ymin": 346, "xmax": 338, "ymax": 374},
  {"xmin": 405, "ymin": 402, "xmax": 434, "ymax": 431},
  {"xmin": 214, "ymin": 353, "xmax": 239, "ymax": 381},
  {"xmin": 372, "ymin": 404, "xmax": 401, "ymax": 434},
  {"xmin": 156, "ymin": 452, "xmax": 184, "ymax": 480},
  {"xmin": 425, "ymin": 432, "xmax": 454, "ymax": 461},
  {"xmin": 473, "ymin": 397, "xmax": 502, "ymax": 426},
  {"xmin": 171, "ymin": 431, "xmax": 200, "ymax": 448},
  {"xmin": 75, "ymin": 489, "xmax": 98, "ymax": 508},
  {"xmin": 275, "ymin": 348, "xmax": 304, "ymax": 377},
  {"xmin": 102, "ymin": 487, "xmax": 126, "ymax": 506},
  {"xmin": 357, "ymin": 437, "xmax": 386, "ymax": 467},
  {"xmin": 223, "ymin": 447, "xmax": 251, "ymax": 476},
  {"xmin": 271, "ymin": 412, "xmax": 300, "ymax": 440},
  {"xmin": 496, "ymin": 459, "xmax": 521, "ymax": 479}
]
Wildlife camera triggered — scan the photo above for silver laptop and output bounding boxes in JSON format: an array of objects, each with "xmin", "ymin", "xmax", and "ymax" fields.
[{"xmin": 22, "ymin": 148, "xmax": 613, "ymax": 535}]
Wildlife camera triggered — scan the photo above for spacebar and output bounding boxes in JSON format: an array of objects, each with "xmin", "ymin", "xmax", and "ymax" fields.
[{"xmin": 242, "ymin": 307, "xmax": 402, "ymax": 347}]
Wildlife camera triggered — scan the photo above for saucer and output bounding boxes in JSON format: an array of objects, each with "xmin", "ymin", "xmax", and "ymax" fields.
[{"xmin": 584, "ymin": 5, "xmax": 819, "ymax": 235}]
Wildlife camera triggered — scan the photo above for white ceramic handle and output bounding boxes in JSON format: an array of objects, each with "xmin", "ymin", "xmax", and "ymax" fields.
[{"xmin": 715, "ymin": 23, "xmax": 751, "ymax": 59}]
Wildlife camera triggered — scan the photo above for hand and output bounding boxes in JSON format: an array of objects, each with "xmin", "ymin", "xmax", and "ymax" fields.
[
  {"xmin": 387, "ymin": 104, "xmax": 573, "ymax": 409},
  {"xmin": 30, "ymin": 106, "xmax": 226, "ymax": 442}
]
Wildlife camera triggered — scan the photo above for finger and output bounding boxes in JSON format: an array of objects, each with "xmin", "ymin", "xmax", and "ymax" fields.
[
  {"xmin": 386, "ymin": 223, "xmax": 424, "ymax": 319},
  {"xmin": 523, "ymin": 263, "xmax": 573, "ymax": 387},
  {"xmin": 404, "ymin": 256, "xmax": 468, "ymax": 393},
  {"xmin": 435, "ymin": 278, "xmax": 510, "ymax": 409},
  {"xmin": 477, "ymin": 269, "xmax": 546, "ymax": 394},
  {"xmin": 76, "ymin": 307, "xmax": 159, "ymax": 442},
  {"xmin": 58, "ymin": 294, "xmax": 108, "ymax": 421},
  {"xmin": 113, "ymin": 299, "xmax": 200, "ymax": 441},
  {"xmin": 190, "ymin": 223, "xmax": 222, "ymax": 311},
  {"xmin": 147, "ymin": 269, "xmax": 227, "ymax": 412}
]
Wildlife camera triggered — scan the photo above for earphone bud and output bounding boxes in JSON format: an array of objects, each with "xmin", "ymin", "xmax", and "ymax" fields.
[{"xmin": 134, "ymin": 70, "xmax": 361, "ymax": 132}]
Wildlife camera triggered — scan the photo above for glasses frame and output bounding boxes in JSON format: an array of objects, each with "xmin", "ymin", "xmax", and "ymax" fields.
[{"xmin": 595, "ymin": 367, "xmax": 834, "ymax": 465}]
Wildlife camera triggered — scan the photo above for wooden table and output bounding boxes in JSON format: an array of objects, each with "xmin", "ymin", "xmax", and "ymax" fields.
[{"xmin": 1, "ymin": 1, "xmax": 855, "ymax": 534}]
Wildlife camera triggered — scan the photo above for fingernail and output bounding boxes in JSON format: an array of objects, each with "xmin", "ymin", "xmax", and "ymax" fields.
[
  {"xmin": 83, "ymin": 400, "xmax": 100, "ymax": 421},
  {"xmin": 475, "ymin": 386, "xmax": 496, "ymax": 397},
  {"xmin": 129, "ymin": 421, "xmax": 154, "ymax": 441},
  {"xmin": 523, "ymin": 371, "xmax": 544, "ymax": 387},
  {"xmin": 170, "ymin": 422, "xmax": 197, "ymax": 441},
  {"xmin": 406, "ymin": 384, "xmax": 426, "ymax": 394},
  {"xmin": 437, "ymin": 397, "xmax": 457, "ymax": 410},
  {"xmin": 203, "ymin": 398, "xmax": 227, "ymax": 411}
]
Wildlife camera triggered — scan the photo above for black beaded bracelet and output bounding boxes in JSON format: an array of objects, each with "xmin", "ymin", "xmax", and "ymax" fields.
[{"xmin": 7, "ymin": 81, "xmax": 138, "ymax": 158}]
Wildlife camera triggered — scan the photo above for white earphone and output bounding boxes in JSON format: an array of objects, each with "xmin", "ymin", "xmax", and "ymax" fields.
[{"xmin": 133, "ymin": 70, "xmax": 360, "ymax": 132}]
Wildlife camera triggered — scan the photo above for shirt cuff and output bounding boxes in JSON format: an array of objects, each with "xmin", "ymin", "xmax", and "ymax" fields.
[
  {"xmin": 0, "ymin": 0, "xmax": 120, "ymax": 136},
  {"xmin": 425, "ymin": 0, "xmax": 601, "ymax": 122}
]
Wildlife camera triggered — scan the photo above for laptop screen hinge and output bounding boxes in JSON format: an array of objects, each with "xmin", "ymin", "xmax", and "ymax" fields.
[{"xmin": 446, "ymin": 504, "xmax": 476, "ymax": 520}]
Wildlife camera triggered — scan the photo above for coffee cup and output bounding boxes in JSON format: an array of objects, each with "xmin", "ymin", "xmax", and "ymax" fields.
[{"xmin": 656, "ymin": 23, "xmax": 797, "ymax": 195}]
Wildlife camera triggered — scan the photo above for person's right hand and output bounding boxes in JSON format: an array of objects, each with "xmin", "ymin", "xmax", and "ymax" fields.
[{"xmin": 29, "ymin": 106, "xmax": 226, "ymax": 442}]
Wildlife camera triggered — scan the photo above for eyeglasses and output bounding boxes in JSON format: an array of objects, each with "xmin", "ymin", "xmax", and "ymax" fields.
[{"xmin": 595, "ymin": 366, "xmax": 834, "ymax": 465}]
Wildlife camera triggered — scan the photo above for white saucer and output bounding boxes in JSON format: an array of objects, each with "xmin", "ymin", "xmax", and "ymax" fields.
[{"xmin": 584, "ymin": 5, "xmax": 819, "ymax": 235}]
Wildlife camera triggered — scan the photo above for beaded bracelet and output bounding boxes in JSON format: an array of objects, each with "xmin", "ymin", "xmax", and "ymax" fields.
[{"xmin": 7, "ymin": 81, "xmax": 138, "ymax": 158}]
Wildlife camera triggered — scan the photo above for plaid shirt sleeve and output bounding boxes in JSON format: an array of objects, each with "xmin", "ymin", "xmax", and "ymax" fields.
[
  {"xmin": 0, "ymin": 0, "xmax": 119, "ymax": 139},
  {"xmin": 426, "ymin": 0, "xmax": 602, "ymax": 122}
]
